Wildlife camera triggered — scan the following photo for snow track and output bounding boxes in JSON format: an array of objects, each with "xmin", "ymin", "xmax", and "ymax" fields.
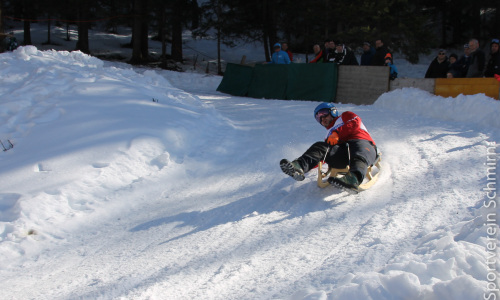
[{"xmin": 1, "ymin": 49, "xmax": 498, "ymax": 300}]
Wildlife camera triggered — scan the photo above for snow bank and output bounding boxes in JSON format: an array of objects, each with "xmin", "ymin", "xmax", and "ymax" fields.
[
  {"xmin": 291, "ymin": 209, "xmax": 498, "ymax": 300},
  {"xmin": 374, "ymin": 88, "xmax": 500, "ymax": 129},
  {"xmin": 0, "ymin": 46, "xmax": 224, "ymax": 256}
]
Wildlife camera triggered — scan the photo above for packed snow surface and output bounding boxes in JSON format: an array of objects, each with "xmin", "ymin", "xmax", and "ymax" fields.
[{"xmin": 0, "ymin": 46, "xmax": 499, "ymax": 300}]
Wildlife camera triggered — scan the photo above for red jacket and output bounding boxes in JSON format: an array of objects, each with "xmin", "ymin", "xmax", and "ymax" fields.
[{"xmin": 325, "ymin": 111, "xmax": 375, "ymax": 145}]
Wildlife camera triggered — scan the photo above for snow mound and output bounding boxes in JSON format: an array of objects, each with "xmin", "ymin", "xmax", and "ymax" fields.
[
  {"xmin": 374, "ymin": 88, "xmax": 500, "ymax": 128},
  {"xmin": 0, "ymin": 47, "xmax": 225, "ymax": 253}
]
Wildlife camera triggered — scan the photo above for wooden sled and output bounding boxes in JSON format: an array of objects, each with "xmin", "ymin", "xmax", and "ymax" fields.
[{"xmin": 317, "ymin": 153, "xmax": 382, "ymax": 191}]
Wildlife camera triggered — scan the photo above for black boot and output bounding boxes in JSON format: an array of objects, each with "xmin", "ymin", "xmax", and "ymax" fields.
[
  {"xmin": 280, "ymin": 159, "xmax": 305, "ymax": 181},
  {"xmin": 329, "ymin": 171, "xmax": 360, "ymax": 189}
]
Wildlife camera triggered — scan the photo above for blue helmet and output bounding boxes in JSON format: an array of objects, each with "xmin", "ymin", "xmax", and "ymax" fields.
[{"xmin": 314, "ymin": 102, "xmax": 338, "ymax": 122}]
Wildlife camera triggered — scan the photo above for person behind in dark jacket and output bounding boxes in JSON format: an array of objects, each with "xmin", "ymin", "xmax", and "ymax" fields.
[
  {"xmin": 425, "ymin": 49, "xmax": 449, "ymax": 78},
  {"xmin": 484, "ymin": 38, "xmax": 500, "ymax": 77},
  {"xmin": 466, "ymin": 38, "xmax": 486, "ymax": 78},
  {"xmin": 454, "ymin": 44, "xmax": 471, "ymax": 78},
  {"xmin": 446, "ymin": 53, "xmax": 461, "ymax": 78},
  {"xmin": 332, "ymin": 42, "xmax": 359, "ymax": 65},
  {"xmin": 371, "ymin": 39, "xmax": 391, "ymax": 66},
  {"xmin": 323, "ymin": 39, "xmax": 336, "ymax": 63},
  {"xmin": 361, "ymin": 42, "xmax": 375, "ymax": 66}
]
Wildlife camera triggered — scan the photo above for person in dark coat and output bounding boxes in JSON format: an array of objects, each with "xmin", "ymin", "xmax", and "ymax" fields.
[
  {"xmin": 361, "ymin": 42, "xmax": 375, "ymax": 66},
  {"xmin": 484, "ymin": 38, "xmax": 500, "ymax": 77},
  {"xmin": 371, "ymin": 39, "xmax": 391, "ymax": 66},
  {"xmin": 425, "ymin": 49, "xmax": 449, "ymax": 78},
  {"xmin": 323, "ymin": 39, "xmax": 336, "ymax": 63},
  {"xmin": 332, "ymin": 42, "xmax": 359, "ymax": 65},
  {"xmin": 446, "ymin": 54, "xmax": 462, "ymax": 78},
  {"xmin": 454, "ymin": 44, "xmax": 471, "ymax": 78},
  {"xmin": 466, "ymin": 39, "xmax": 486, "ymax": 78}
]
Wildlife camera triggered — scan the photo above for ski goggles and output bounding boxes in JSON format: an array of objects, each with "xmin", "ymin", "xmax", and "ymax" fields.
[
  {"xmin": 492, "ymin": 39, "xmax": 500, "ymax": 44},
  {"xmin": 315, "ymin": 109, "xmax": 331, "ymax": 123}
]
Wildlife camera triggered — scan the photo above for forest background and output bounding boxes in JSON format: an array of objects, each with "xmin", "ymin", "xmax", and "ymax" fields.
[{"xmin": 0, "ymin": 0, "xmax": 499, "ymax": 70}]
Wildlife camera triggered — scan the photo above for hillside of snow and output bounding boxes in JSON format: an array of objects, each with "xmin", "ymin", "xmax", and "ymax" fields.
[{"xmin": 0, "ymin": 28, "xmax": 499, "ymax": 299}]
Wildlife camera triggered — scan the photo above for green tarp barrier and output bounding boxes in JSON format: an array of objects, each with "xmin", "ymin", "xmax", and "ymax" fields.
[
  {"xmin": 216, "ymin": 63, "xmax": 254, "ymax": 96},
  {"xmin": 217, "ymin": 63, "xmax": 338, "ymax": 102},
  {"xmin": 247, "ymin": 64, "xmax": 288, "ymax": 99},
  {"xmin": 286, "ymin": 63, "xmax": 337, "ymax": 101}
]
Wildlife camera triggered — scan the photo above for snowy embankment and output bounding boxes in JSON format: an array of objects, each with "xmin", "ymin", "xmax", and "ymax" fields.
[{"xmin": 0, "ymin": 46, "xmax": 499, "ymax": 300}]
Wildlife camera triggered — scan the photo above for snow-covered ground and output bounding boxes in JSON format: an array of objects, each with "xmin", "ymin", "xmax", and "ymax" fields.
[{"xmin": 0, "ymin": 22, "xmax": 499, "ymax": 300}]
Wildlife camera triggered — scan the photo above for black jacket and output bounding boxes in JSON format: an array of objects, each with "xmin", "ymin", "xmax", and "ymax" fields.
[
  {"xmin": 466, "ymin": 49, "xmax": 486, "ymax": 78},
  {"xmin": 323, "ymin": 48, "xmax": 335, "ymax": 63},
  {"xmin": 484, "ymin": 51, "xmax": 500, "ymax": 77},
  {"xmin": 371, "ymin": 46, "xmax": 390, "ymax": 66},
  {"xmin": 425, "ymin": 57, "xmax": 449, "ymax": 78},
  {"xmin": 333, "ymin": 48, "xmax": 359, "ymax": 65}
]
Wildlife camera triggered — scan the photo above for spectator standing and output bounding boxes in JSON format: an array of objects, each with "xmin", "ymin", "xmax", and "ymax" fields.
[
  {"xmin": 310, "ymin": 44, "xmax": 324, "ymax": 63},
  {"xmin": 323, "ymin": 39, "xmax": 336, "ymax": 63},
  {"xmin": 268, "ymin": 43, "xmax": 291, "ymax": 64},
  {"xmin": 281, "ymin": 42, "xmax": 294, "ymax": 62},
  {"xmin": 384, "ymin": 53, "xmax": 398, "ymax": 80},
  {"xmin": 466, "ymin": 38, "xmax": 486, "ymax": 78},
  {"xmin": 454, "ymin": 44, "xmax": 471, "ymax": 77},
  {"xmin": 446, "ymin": 54, "xmax": 461, "ymax": 78},
  {"xmin": 484, "ymin": 38, "xmax": 500, "ymax": 77},
  {"xmin": 361, "ymin": 42, "xmax": 375, "ymax": 66},
  {"xmin": 371, "ymin": 39, "xmax": 391, "ymax": 66},
  {"xmin": 332, "ymin": 42, "xmax": 359, "ymax": 65},
  {"xmin": 425, "ymin": 49, "xmax": 449, "ymax": 78}
]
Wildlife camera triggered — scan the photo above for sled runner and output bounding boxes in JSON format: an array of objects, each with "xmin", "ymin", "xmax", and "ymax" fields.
[{"xmin": 317, "ymin": 152, "xmax": 382, "ymax": 192}]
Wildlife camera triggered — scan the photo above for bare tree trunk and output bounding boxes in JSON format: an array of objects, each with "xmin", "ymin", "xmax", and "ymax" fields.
[
  {"xmin": 266, "ymin": 0, "xmax": 277, "ymax": 48},
  {"xmin": 0, "ymin": 0, "xmax": 3, "ymax": 53},
  {"xmin": 131, "ymin": 0, "xmax": 145, "ymax": 63},
  {"xmin": 440, "ymin": 10, "xmax": 446, "ymax": 46},
  {"xmin": 171, "ymin": 21, "xmax": 182, "ymax": 61},
  {"xmin": 324, "ymin": 0, "xmax": 329, "ymax": 39},
  {"xmin": 140, "ymin": 0, "xmax": 149, "ymax": 59},
  {"xmin": 47, "ymin": 16, "xmax": 51, "ymax": 44},
  {"xmin": 0, "ymin": 0, "xmax": 3, "ymax": 34},
  {"xmin": 171, "ymin": 1, "xmax": 183, "ymax": 62},
  {"xmin": 262, "ymin": 0, "xmax": 270, "ymax": 62},
  {"xmin": 160, "ymin": 4, "xmax": 166, "ymax": 60},
  {"xmin": 76, "ymin": 3, "xmax": 90, "ymax": 54},
  {"xmin": 21, "ymin": 0, "xmax": 32, "ymax": 45},
  {"xmin": 494, "ymin": 0, "xmax": 500, "ymax": 38},
  {"xmin": 66, "ymin": 23, "xmax": 70, "ymax": 41},
  {"xmin": 217, "ymin": 27, "xmax": 222, "ymax": 74},
  {"xmin": 24, "ymin": 20, "xmax": 32, "ymax": 45},
  {"xmin": 191, "ymin": 0, "xmax": 199, "ymax": 30}
]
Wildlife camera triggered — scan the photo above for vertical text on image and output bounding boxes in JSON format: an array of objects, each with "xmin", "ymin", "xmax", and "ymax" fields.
[{"xmin": 483, "ymin": 141, "xmax": 498, "ymax": 300}]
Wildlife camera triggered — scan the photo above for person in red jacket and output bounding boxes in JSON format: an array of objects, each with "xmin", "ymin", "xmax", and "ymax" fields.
[{"xmin": 280, "ymin": 102, "xmax": 377, "ymax": 190}]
